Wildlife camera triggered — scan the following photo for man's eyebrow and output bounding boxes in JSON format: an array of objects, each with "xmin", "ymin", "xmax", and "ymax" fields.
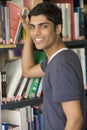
[
  {"xmin": 29, "ymin": 22, "xmax": 50, "ymax": 26},
  {"xmin": 39, "ymin": 22, "xmax": 50, "ymax": 25}
]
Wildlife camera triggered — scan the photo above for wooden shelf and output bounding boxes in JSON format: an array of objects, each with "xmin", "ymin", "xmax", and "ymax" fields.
[
  {"xmin": 0, "ymin": 39, "xmax": 87, "ymax": 50},
  {"xmin": 0, "ymin": 44, "xmax": 16, "ymax": 49}
]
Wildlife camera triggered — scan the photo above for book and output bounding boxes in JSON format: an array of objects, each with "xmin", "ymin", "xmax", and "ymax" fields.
[
  {"xmin": 15, "ymin": 77, "xmax": 29, "ymax": 101},
  {"xmin": 11, "ymin": 0, "xmax": 24, "ymax": 7},
  {"xmin": 4, "ymin": 6, "xmax": 10, "ymax": 44},
  {"xmin": 8, "ymin": 124, "xmax": 20, "ymax": 130},
  {"xmin": 0, "ymin": 6, "xmax": 2, "ymax": 43},
  {"xmin": 28, "ymin": 77, "xmax": 41, "ymax": 98},
  {"xmin": 28, "ymin": 51, "xmax": 46, "ymax": 99},
  {"xmin": 23, "ymin": 0, "xmax": 43, "ymax": 9},
  {"xmin": 34, "ymin": 108, "xmax": 43, "ymax": 130},
  {"xmin": 36, "ymin": 78, "xmax": 43, "ymax": 98},
  {"xmin": 6, "ymin": 1, "xmax": 27, "ymax": 44},
  {"xmin": 2, "ymin": 107, "xmax": 28, "ymax": 130},
  {"xmin": 73, "ymin": 0, "xmax": 84, "ymax": 8},
  {"xmin": 51, "ymin": 0, "xmax": 74, "ymax": 40},
  {"xmin": 84, "ymin": 4, "xmax": 87, "ymax": 39},
  {"xmin": 23, "ymin": 78, "xmax": 33, "ymax": 99},
  {"xmin": 74, "ymin": 11, "xmax": 80, "ymax": 39},
  {"xmin": 72, "ymin": 48, "xmax": 86, "ymax": 89},
  {"xmin": 2, "ymin": 122, "xmax": 8, "ymax": 130},
  {"xmin": 26, "ymin": 106, "xmax": 33, "ymax": 130},
  {"xmin": 2, "ymin": 59, "xmax": 22, "ymax": 101},
  {"xmin": 57, "ymin": 3, "xmax": 71, "ymax": 41},
  {"xmin": 74, "ymin": 7, "xmax": 85, "ymax": 40},
  {"xmin": 1, "ymin": 5, "xmax": 5, "ymax": 44},
  {"xmin": 1, "ymin": 71, "xmax": 7, "ymax": 102}
]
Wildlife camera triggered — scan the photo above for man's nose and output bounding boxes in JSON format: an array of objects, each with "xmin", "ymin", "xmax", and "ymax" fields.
[{"xmin": 34, "ymin": 27, "xmax": 41, "ymax": 36}]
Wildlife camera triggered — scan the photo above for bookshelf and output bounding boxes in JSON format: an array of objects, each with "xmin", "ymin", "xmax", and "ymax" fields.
[
  {"xmin": 65, "ymin": 39, "xmax": 87, "ymax": 48},
  {"xmin": 0, "ymin": 0, "xmax": 87, "ymax": 129},
  {"xmin": 1, "ymin": 97, "xmax": 43, "ymax": 110},
  {"xmin": 16, "ymin": 39, "xmax": 87, "ymax": 49}
]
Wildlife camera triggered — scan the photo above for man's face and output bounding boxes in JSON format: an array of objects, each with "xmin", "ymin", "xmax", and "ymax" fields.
[{"xmin": 29, "ymin": 15, "xmax": 58, "ymax": 50}]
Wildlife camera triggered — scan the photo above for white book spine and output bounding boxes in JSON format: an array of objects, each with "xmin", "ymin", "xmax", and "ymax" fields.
[
  {"xmin": 20, "ymin": 107, "xmax": 28, "ymax": 130},
  {"xmin": 17, "ymin": 78, "xmax": 28, "ymax": 96},
  {"xmin": 74, "ymin": 12, "xmax": 80, "ymax": 39},
  {"xmin": 24, "ymin": 78, "xmax": 33, "ymax": 99},
  {"xmin": 36, "ymin": 78, "xmax": 43, "ymax": 97},
  {"xmin": 7, "ymin": 60, "xmax": 22, "ymax": 99}
]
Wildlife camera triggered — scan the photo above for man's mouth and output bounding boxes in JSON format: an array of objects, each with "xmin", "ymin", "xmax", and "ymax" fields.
[{"xmin": 34, "ymin": 38, "xmax": 43, "ymax": 43}]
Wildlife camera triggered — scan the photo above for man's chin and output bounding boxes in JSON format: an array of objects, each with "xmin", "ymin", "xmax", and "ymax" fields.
[{"xmin": 35, "ymin": 46, "xmax": 43, "ymax": 50}]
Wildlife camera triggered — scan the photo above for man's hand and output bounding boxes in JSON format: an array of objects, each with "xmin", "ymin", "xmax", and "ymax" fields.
[{"xmin": 18, "ymin": 9, "xmax": 30, "ymax": 33}]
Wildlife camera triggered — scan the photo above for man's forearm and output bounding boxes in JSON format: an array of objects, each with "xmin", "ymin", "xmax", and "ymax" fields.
[
  {"xmin": 22, "ymin": 31, "xmax": 34, "ymax": 76},
  {"xmin": 64, "ymin": 119, "xmax": 83, "ymax": 130}
]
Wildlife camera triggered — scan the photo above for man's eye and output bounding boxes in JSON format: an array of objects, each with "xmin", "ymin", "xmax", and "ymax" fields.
[
  {"xmin": 29, "ymin": 25, "xmax": 34, "ymax": 29},
  {"xmin": 41, "ymin": 25, "xmax": 47, "ymax": 28}
]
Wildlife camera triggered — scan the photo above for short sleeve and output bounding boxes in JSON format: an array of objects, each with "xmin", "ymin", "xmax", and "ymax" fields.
[
  {"xmin": 40, "ymin": 59, "xmax": 48, "ymax": 72},
  {"xmin": 50, "ymin": 61, "xmax": 81, "ymax": 103}
]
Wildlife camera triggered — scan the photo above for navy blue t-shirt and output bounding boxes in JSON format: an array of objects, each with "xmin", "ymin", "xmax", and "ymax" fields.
[{"xmin": 41, "ymin": 49, "xmax": 86, "ymax": 130}]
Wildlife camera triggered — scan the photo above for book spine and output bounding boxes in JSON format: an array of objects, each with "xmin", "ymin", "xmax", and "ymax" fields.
[
  {"xmin": 74, "ymin": 7, "xmax": 85, "ymax": 40},
  {"xmin": 2, "ymin": 122, "xmax": 8, "ymax": 130},
  {"xmin": 0, "ymin": 6, "xmax": 2, "ymax": 43},
  {"xmin": 4, "ymin": 7, "xmax": 10, "ymax": 44},
  {"xmin": 20, "ymin": 107, "xmax": 28, "ymax": 130},
  {"xmin": 14, "ymin": 9, "xmax": 27, "ymax": 44},
  {"xmin": 7, "ymin": 59, "xmax": 22, "ymax": 100},
  {"xmin": 36, "ymin": 78, "xmax": 43, "ymax": 97},
  {"xmin": 16, "ymin": 77, "xmax": 29, "ymax": 101},
  {"xmin": 1, "ymin": 71, "xmax": 7, "ymax": 102},
  {"xmin": 1, "ymin": 6, "xmax": 5, "ymax": 44},
  {"xmin": 28, "ymin": 78, "xmax": 41, "ymax": 98},
  {"xmin": 74, "ymin": 12, "xmax": 80, "ymax": 39},
  {"xmin": 23, "ymin": 78, "xmax": 33, "ymax": 99}
]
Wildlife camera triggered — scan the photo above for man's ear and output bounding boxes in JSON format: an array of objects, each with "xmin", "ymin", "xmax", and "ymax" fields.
[{"xmin": 56, "ymin": 24, "xmax": 62, "ymax": 35}]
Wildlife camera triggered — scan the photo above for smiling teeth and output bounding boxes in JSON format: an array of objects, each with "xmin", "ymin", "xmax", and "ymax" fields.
[{"xmin": 35, "ymin": 38, "xmax": 42, "ymax": 41}]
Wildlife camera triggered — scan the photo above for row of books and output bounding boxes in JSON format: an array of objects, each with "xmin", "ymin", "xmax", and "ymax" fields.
[
  {"xmin": 72, "ymin": 47, "xmax": 87, "ymax": 90},
  {"xmin": 0, "ymin": 0, "xmax": 43, "ymax": 45},
  {"xmin": 0, "ymin": 1, "xmax": 27, "ymax": 45},
  {"xmin": 0, "ymin": 49, "xmax": 87, "ymax": 103},
  {"xmin": 56, "ymin": 2, "xmax": 85, "ymax": 41},
  {"xmin": 1, "ymin": 51, "xmax": 46, "ymax": 103},
  {"xmin": 2, "ymin": 106, "xmax": 43, "ymax": 130},
  {"xmin": 0, "ymin": 0, "xmax": 86, "ymax": 46}
]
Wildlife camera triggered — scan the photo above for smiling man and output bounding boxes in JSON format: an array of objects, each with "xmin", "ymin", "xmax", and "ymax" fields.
[{"xmin": 20, "ymin": 2, "xmax": 86, "ymax": 130}]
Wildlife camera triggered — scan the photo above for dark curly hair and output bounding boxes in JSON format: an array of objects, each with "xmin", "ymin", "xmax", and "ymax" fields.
[{"xmin": 28, "ymin": 2, "xmax": 63, "ymax": 37}]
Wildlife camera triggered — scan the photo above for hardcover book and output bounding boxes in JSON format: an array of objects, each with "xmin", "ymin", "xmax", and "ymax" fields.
[
  {"xmin": 2, "ymin": 107, "xmax": 28, "ymax": 130},
  {"xmin": 23, "ymin": 0, "xmax": 43, "ymax": 9},
  {"xmin": 4, "ymin": 6, "xmax": 10, "ymax": 44},
  {"xmin": 2, "ymin": 58, "xmax": 22, "ymax": 101},
  {"xmin": 0, "ymin": 6, "xmax": 2, "ymax": 43},
  {"xmin": 28, "ymin": 51, "xmax": 46, "ymax": 98},
  {"xmin": 6, "ymin": 1, "xmax": 27, "ymax": 44}
]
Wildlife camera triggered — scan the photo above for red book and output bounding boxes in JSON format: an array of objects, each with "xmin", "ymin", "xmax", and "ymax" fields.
[
  {"xmin": 23, "ymin": 0, "xmax": 43, "ymax": 9},
  {"xmin": 51, "ymin": 0, "xmax": 74, "ymax": 40},
  {"xmin": 6, "ymin": 1, "xmax": 26, "ymax": 44}
]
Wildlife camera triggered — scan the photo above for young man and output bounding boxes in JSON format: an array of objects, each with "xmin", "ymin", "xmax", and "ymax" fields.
[{"xmin": 20, "ymin": 2, "xmax": 86, "ymax": 130}]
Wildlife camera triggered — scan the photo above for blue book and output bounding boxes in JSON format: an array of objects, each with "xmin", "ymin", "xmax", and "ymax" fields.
[
  {"xmin": 1, "ymin": 6, "xmax": 5, "ymax": 44},
  {"xmin": 2, "ymin": 122, "xmax": 8, "ymax": 130}
]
